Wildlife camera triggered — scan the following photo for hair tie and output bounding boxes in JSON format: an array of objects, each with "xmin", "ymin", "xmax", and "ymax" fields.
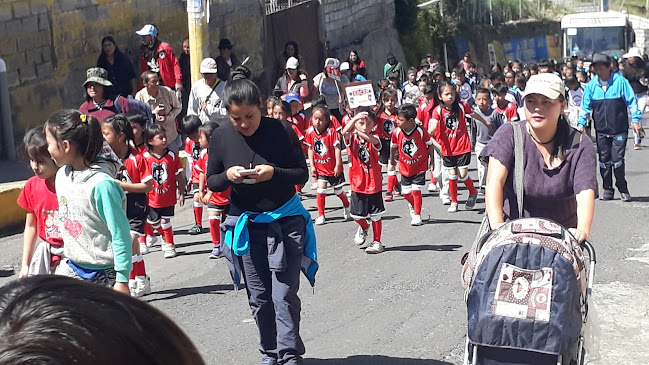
[{"xmin": 80, "ymin": 114, "xmax": 87, "ymax": 123}]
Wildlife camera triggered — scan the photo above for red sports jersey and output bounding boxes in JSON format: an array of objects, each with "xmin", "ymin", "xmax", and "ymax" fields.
[
  {"xmin": 117, "ymin": 148, "xmax": 152, "ymax": 192},
  {"xmin": 289, "ymin": 112, "xmax": 308, "ymax": 135},
  {"xmin": 431, "ymin": 102, "xmax": 473, "ymax": 157},
  {"xmin": 304, "ymin": 125, "xmax": 341, "ymax": 176},
  {"xmin": 17, "ymin": 177, "xmax": 63, "ymax": 247},
  {"xmin": 494, "ymin": 101, "xmax": 519, "ymax": 122},
  {"xmin": 144, "ymin": 150, "xmax": 183, "ymax": 208},
  {"xmin": 135, "ymin": 142, "xmax": 147, "ymax": 155},
  {"xmin": 308, "ymin": 114, "xmax": 342, "ymax": 132},
  {"xmin": 391, "ymin": 126, "xmax": 434, "ymax": 177},
  {"xmin": 376, "ymin": 112, "xmax": 398, "ymax": 140},
  {"xmin": 194, "ymin": 149, "xmax": 231, "ymax": 206},
  {"xmin": 348, "ymin": 133, "xmax": 382, "ymax": 194},
  {"xmin": 184, "ymin": 138, "xmax": 202, "ymax": 184},
  {"xmin": 341, "ymin": 114, "xmax": 353, "ymax": 130}
]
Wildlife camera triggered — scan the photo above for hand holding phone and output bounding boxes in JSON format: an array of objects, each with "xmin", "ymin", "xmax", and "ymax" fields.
[{"xmin": 237, "ymin": 168, "xmax": 258, "ymax": 177}]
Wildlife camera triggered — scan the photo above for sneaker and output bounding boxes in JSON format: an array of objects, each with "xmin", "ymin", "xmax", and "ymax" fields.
[
  {"xmin": 620, "ymin": 192, "xmax": 632, "ymax": 202},
  {"xmin": 394, "ymin": 183, "xmax": 402, "ymax": 196},
  {"xmin": 410, "ymin": 214, "xmax": 423, "ymax": 226},
  {"xmin": 478, "ymin": 186, "xmax": 485, "ymax": 195},
  {"xmin": 342, "ymin": 206, "xmax": 351, "ymax": 221},
  {"xmin": 209, "ymin": 245, "xmax": 222, "ymax": 259},
  {"xmin": 447, "ymin": 202, "xmax": 459, "ymax": 213},
  {"xmin": 465, "ymin": 193, "xmax": 478, "ymax": 210},
  {"xmin": 260, "ymin": 356, "xmax": 278, "ymax": 365},
  {"xmin": 314, "ymin": 215, "xmax": 325, "ymax": 225},
  {"xmin": 310, "ymin": 182, "xmax": 318, "ymax": 190},
  {"xmin": 634, "ymin": 144, "xmax": 642, "ymax": 150},
  {"xmin": 139, "ymin": 241, "xmax": 150, "ymax": 255},
  {"xmin": 145, "ymin": 235, "xmax": 158, "ymax": 247},
  {"xmin": 384, "ymin": 192, "xmax": 394, "ymax": 202},
  {"xmin": 354, "ymin": 226, "xmax": 368, "ymax": 245},
  {"xmin": 407, "ymin": 204, "xmax": 415, "ymax": 219},
  {"xmin": 130, "ymin": 276, "xmax": 152, "ymax": 298},
  {"xmin": 441, "ymin": 197, "xmax": 451, "ymax": 205},
  {"xmin": 162, "ymin": 243, "xmax": 177, "ymax": 258},
  {"xmin": 365, "ymin": 241, "xmax": 384, "ymax": 254},
  {"xmin": 188, "ymin": 225, "xmax": 202, "ymax": 235},
  {"xmin": 427, "ymin": 183, "xmax": 439, "ymax": 192},
  {"xmin": 601, "ymin": 190, "xmax": 614, "ymax": 200}
]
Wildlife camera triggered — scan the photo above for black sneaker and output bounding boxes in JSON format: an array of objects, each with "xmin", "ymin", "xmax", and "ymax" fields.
[
  {"xmin": 620, "ymin": 192, "xmax": 632, "ymax": 202},
  {"xmin": 188, "ymin": 225, "xmax": 202, "ymax": 235},
  {"xmin": 601, "ymin": 190, "xmax": 614, "ymax": 200}
]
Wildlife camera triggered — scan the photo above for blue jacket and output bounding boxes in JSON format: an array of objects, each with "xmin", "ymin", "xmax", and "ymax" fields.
[
  {"xmin": 223, "ymin": 194, "xmax": 318, "ymax": 286},
  {"xmin": 578, "ymin": 72, "xmax": 641, "ymax": 135}
]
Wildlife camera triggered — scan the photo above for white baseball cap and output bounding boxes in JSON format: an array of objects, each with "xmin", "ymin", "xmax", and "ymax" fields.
[
  {"xmin": 623, "ymin": 47, "xmax": 643, "ymax": 60},
  {"xmin": 200, "ymin": 58, "xmax": 218, "ymax": 74},
  {"xmin": 285, "ymin": 57, "xmax": 299, "ymax": 70},
  {"xmin": 324, "ymin": 57, "xmax": 340, "ymax": 69},
  {"xmin": 340, "ymin": 62, "xmax": 350, "ymax": 72},
  {"xmin": 524, "ymin": 73, "xmax": 565, "ymax": 100},
  {"xmin": 136, "ymin": 24, "xmax": 158, "ymax": 37}
]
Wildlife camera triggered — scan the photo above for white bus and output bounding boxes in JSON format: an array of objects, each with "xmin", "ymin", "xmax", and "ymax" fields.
[{"xmin": 561, "ymin": 11, "xmax": 635, "ymax": 61}]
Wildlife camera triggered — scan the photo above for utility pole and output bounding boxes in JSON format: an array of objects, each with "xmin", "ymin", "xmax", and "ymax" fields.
[
  {"xmin": 489, "ymin": 0, "xmax": 493, "ymax": 26},
  {"xmin": 187, "ymin": 0, "xmax": 207, "ymax": 84}
]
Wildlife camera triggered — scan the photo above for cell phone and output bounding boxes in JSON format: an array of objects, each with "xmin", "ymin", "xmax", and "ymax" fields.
[
  {"xmin": 237, "ymin": 168, "xmax": 258, "ymax": 176},
  {"xmin": 158, "ymin": 103, "xmax": 165, "ymax": 108}
]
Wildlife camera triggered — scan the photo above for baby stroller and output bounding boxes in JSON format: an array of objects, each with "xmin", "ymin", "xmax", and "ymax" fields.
[{"xmin": 462, "ymin": 218, "xmax": 596, "ymax": 365}]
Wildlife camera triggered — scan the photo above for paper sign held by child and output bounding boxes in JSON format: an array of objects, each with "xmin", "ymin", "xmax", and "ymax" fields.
[{"xmin": 343, "ymin": 81, "xmax": 376, "ymax": 109}]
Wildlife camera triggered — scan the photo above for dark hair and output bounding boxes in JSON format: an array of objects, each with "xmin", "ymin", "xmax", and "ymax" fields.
[
  {"xmin": 489, "ymin": 71, "xmax": 505, "ymax": 83},
  {"xmin": 576, "ymin": 70, "xmax": 588, "ymax": 80},
  {"xmin": 397, "ymin": 104, "xmax": 417, "ymax": 120},
  {"xmin": 564, "ymin": 75, "xmax": 580, "ymax": 87},
  {"xmin": 376, "ymin": 88, "xmax": 399, "ymax": 116},
  {"xmin": 490, "ymin": 62, "xmax": 503, "ymax": 72},
  {"xmin": 182, "ymin": 114, "xmax": 202, "ymax": 135},
  {"xmin": 198, "ymin": 122, "xmax": 218, "ymax": 143},
  {"xmin": 45, "ymin": 109, "xmax": 103, "ymax": 166},
  {"xmin": 423, "ymin": 82, "xmax": 437, "ymax": 95},
  {"xmin": 492, "ymin": 83, "xmax": 509, "ymax": 95},
  {"xmin": 407, "ymin": 67, "xmax": 418, "ymax": 75},
  {"xmin": 23, "ymin": 126, "xmax": 50, "ymax": 161},
  {"xmin": 101, "ymin": 114, "xmax": 135, "ymax": 146},
  {"xmin": 282, "ymin": 41, "xmax": 300, "ymax": 60},
  {"xmin": 437, "ymin": 81, "xmax": 461, "ymax": 115},
  {"xmin": 143, "ymin": 123, "xmax": 166, "ymax": 149},
  {"xmin": 538, "ymin": 59, "xmax": 551, "ymax": 68},
  {"xmin": 0, "ymin": 276, "xmax": 205, "ymax": 365},
  {"xmin": 387, "ymin": 75, "xmax": 399, "ymax": 82},
  {"xmin": 125, "ymin": 110, "xmax": 148, "ymax": 127},
  {"xmin": 311, "ymin": 94, "xmax": 328, "ymax": 108},
  {"xmin": 475, "ymin": 87, "xmax": 491, "ymax": 98},
  {"xmin": 97, "ymin": 36, "xmax": 126, "ymax": 73},
  {"xmin": 346, "ymin": 49, "xmax": 366, "ymax": 77},
  {"xmin": 454, "ymin": 66, "xmax": 466, "ymax": 75},
  {"xmin": 551, "ymin": 112, "xmax": 573, "ymax": 160},
  {"xmin": 611, "ymin": 57, "xmax": 619, "ymax": 67},
  {"xmin": 222, "ymin": 79, "xmax": 261, "ymax": 110},
  {"xmin": 272, "ymin": 99, "xmax": 291, "ymax": 116},
  {"xmin": 229, "ymin": 65, "xmax": 252, "ymax": 81},
  {"xmin": 505, "ymin": 70, "xmax": 516, "ymax": 78},
  {"xmin": 355, "ymin": 106, "xmax": 376, "ymax": 122},
  {"xmin": 468, "ymin": 62, "xmax": 476, "ymax": 68},
  {"xmin": 311, "ymin": 104, "xmax": 331, "ymax": 128}
]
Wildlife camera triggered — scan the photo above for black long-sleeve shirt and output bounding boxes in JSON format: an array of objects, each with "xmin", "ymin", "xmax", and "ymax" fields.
[{"xmin": 207, "ymin": 117, "xmax": 308, "ymax": 215}]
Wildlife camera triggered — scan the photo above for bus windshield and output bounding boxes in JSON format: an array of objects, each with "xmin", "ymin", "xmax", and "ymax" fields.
[{"xmin": 565, "ymin": 26, "xmax": 626, "ymax": 60}]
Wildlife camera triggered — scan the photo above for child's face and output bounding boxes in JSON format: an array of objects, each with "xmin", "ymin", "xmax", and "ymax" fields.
[
  {"xmin": 266, "ymin": 101, "xmax": 274, "ymax": 116},
  {"xmin": 456, "ymin": 72, "xmax": 466, "ymax": 83},
  {"xmin": 567, "ymin": 82, "xmax": 579, "ymax": 91},
  {"xmin": 130, "ymin": 122, "xmax": 144, "ymax": 142},
  {"xmin": 516, "ymin": 80, "xmax": 526, "ymax": 90},
  {"xmin": 389, "ymin": 79, "xmax": 399, "ymax": 89},
  {"xmin": 475, "ymin": 92, "xmax": 491, "ymax": 112},
  {"xmin": 408, "ymin": 72, "xmax": 416, "ymax": 83},
  {"xmin": 577, "ymin": 60, "xmax": 583, "ymax": 68},
  {"xmin": 29, "ymin": 153, "xmax": 58, "ymax": 181},
  {"xmin": 355, "ymin": 117, "xmax": 374, "ymax": 135},
  {"xmin": 418, "ymin": 81, "xmax": 426, "ymax": 93},
  {"xmin": 188, "ymin": 131, "xmax": 200, "ymax": 143},
  {"xmin": 577, "ymin": 73, "xmax": 586, "ymax": 83},
  {"xmin": 272, "ymin": 105, "xmax": 288, "ymax": 120},
  {"xmin": 312, "ymin": 109, "xmax": 328, "ymax": 133},
  {"xmin": 383, "ymin": 95, "xmax": 397, "ymax": 112},
  {"xmin": 149, "ymin": 131, "xmax": 168, "ymax": 151},
  {"xmin": 199, "ymin": 131, "xmax": 209, "ymax": 149},
  {"xmin": 100, "ymin": 124, "xmax": 123, "ymax": 151},
  {"xmin": 45, "ymin": 128, "xmax": 70, "ymax": 167},
  {"xmin": 396, "ymin": 115, "xmax": 414, "ymax": 129},
  {"xmin": 439, "ymin": 86, "xmax": 456, "ymax": 106},
  {"xmin": 494, "ymin": 92, "xmax": 508, "ymax": 106}
]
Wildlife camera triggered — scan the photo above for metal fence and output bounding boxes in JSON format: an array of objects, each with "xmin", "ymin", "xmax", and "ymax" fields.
[{"xmin": 265, "ymin": 0, "xmax": 313, "ymax": 15}]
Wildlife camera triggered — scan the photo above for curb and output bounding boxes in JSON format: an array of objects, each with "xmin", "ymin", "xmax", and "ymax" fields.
[{"xmin": 0, "ymin": 182, "xmax": 26, "ymax": 237}]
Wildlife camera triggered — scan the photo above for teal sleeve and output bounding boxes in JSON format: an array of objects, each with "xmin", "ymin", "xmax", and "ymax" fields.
[
  {"xmin": 93, "ymin": 179, "xmax": 132, "ymax": 283},
  {"xmin": 578, "ymin": 83, "xmax": 593, "ymax": 127}
]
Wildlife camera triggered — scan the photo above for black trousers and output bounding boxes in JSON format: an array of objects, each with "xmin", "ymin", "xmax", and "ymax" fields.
[
  {"xmin": 240, "ymin": 216, "xmax": 306, "ymax": 364},
  {"xmin": 596, "ymin": 132, "xmax": 629, "ymax": 193}
]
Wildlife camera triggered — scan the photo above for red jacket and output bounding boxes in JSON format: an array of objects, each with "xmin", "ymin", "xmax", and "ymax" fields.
[{"xmin": 139, "ymin": 41, "xmax": 182, "ymax": 89}]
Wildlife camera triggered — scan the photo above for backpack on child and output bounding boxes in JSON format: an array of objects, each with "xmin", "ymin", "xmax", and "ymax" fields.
[{"xmin": 115, "ymin": 95, "xmax": 155, "ymax": 124}]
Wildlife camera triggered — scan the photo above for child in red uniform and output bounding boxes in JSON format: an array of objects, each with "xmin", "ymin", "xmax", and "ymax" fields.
[
  {"xmin": 193, "ymin": 123, "xmax": 231, "ymax": 259},
  {"xmin": 101, "ymin": 115, "xmax": 154, "ymax": 297},
  {"xmin": 342, "ymin": 107, "xmax": 385, "ymax": 254},
  {"xmin": 18, "ymin": 128, "xmax": 64, "ymax": 277},
  {"xmin": 417, "ymin": 82, "xmax": 442, "ymax": 193},
  {"xmin": 182, "ymin": 115, "xmax": 204, "ymax": 235},
  {"xmin": 492, "ymin": 83, "xmax": 519, "ymax": 122},
  {"xmin": 391, "ymin": 104, "xmax": 435, "ymax": 226},
  {"xmin": 142, "ymin": 124, "xmax": 185, "ymax": 258},
  {"xmin": 284, "ymin": 91, "xmax": 308, "ymax": 135},
  {"xmin": 126, "ymin": 111, "xmax": 149, "ymax": 155},
  {"xmin": 430, "ymin": 82, "xmax": 489, "ymax": 213},
  {"xmin": 377, "ymin": 89, "xmax": 402, "ymax": 202},
  {"xmin": 272, "ymin": 99, "xmax": 306, "ymax": 193},
  {"xmin": 305, "ymin": 105, "xmax": 350, "ymax": 225}
]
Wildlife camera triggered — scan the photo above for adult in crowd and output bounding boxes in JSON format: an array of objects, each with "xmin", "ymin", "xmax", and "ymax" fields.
[
  {"xmin": 96, "ymin": 36, "xmax": 137, "ymax": 97},
  {"xmin": 79, "ymin": 67, "xmax": 131, "ymax": 121},
  {"xmin": 346, "ymin": 49, "xmax": 366, "ymax": 78},
  {"xmin": 313, "ymin": 58, "xmax": 349, "ymax": 121},
  {"xmin": 274, "ymin": 57, "xmax": 309, "ymax": 99},
  {"xmin": 206, "ymin": 78, "xmax": 316, "ymax": 365},
  {"xmin": 384, "ymin": 53, "xmax": 406, "ymax": 84},
  {"xmin": 178, "ymin": 38, "xmax": 191, "ymax": 121},
  {"xmin": 482, "ymin": 73, "xmax": 596, "ymax": 243},
  {"xmin": 280, "ymin": 41, "xmax": 305, "ymax": 78},
  {"xmin": 340, "ymin": 62, "xmax": 366, "ymax": 82},
  {"xmin": 459, "ymin": 53, "xmax": 471, "ymax": 71},
  {"xmin": 578, "ymin": 53, "xmax": 642, "ymax": 202},
  {"xmin": 215, "ymin": 38, "xmax": 241, "ymax": 83},
  {"xmin": 426, "ymin": 53, "xmax": 439, "ymax": 69},
  {"xmin": 136, "ymin": 24, "xmax": 182, "ymax": 92},
  {"xmin": 622, "ymin": 47, "xmax": 648, "ymax": 150},
  {"xmin": 187, "ymin": 58, "xmax": 228, "ymax": 125},
  {"xmin": 135, "ymin": 71, "xmax": 182, "ymax": 153}
]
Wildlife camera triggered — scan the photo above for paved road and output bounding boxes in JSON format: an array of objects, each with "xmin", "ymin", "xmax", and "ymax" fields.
[{"xmin": 0, "ymin": 134, "xmax": 647, "ymax": 365}]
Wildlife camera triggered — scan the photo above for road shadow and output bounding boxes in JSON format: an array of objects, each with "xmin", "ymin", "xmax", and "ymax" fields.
[
  {"xmin": 304, "ymin": 356, "xmax": 453, "ymax": 364},
  {"xmin": 146, "ymin": 283, "xmax": 235, "ymax": 303},
  {"xmin": 174, "ymin": 240, "xmax": 212, "ymax": 249},
  {"xmin": 628, "ymin": 196, "xmax": 649, "ymax": 202},
  {"xmin": 425, "ymin": 218, "xmax": 481, "ymax": 225},
  {"xmin": 178, "ymin": 249, "xmax": 213, "ymax": 256},
  {"xmin": 385, "ymin": 244, "xmax": 462, "ymax": 252},
  {"xmin": 0, "ymin": 269, "xmax": 14, "ymax": 278}
]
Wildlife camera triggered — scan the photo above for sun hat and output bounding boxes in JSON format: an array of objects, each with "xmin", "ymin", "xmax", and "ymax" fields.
[
  {"xmin": 218, "ymin": 38, "xmax": 233, "ymax": 50},
  {"xmin": 199, "ymin": 58, "xmax": 218, "ymax": 74},
  {"xmin": 284, "ymin": 91, "xmax": 301, "ymax": 103},
  {"xmin": 286, "ymin": 57, "xmax": 299, "ymax": 70},
  {"xmin": 623, "ymin": 47, "xmax": 643, "ymax": 60},
  {"xmin": 136, "ymin": 24, "xmax": 158, "ymax": 37},
  {"xmin": 83, "ymin": 67, "xmax": 113, "ymax": 87},
  {"xmin": 339, "ymin": 62, "xmax": 350, "ymax": 72},
  {"xmin": 524, "ymin": 73, "xmax": 565, "ymax": 100},
  {"xmin": 591, "ymin": 53, "xmax": 611, "ymax": 66}
]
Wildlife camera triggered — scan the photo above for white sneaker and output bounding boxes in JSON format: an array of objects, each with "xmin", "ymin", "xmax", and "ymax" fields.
[
  {"xmin": 441, "ymin": 197, "xmax": 451, "ymax": 205},
  {"xmin": 310, "ymin": 182, "xmax": 318, "ymax": 190},
  {"xmin": 354, "ymin": 226, "xmax": 368, "ymax": 245},
  {"xmin": 447, "ymin": 202, "xmax": 459, "ymax": 213},
  {"xmin": 162, "ymin": 243, "xmax": 177, "ymax": 258},
  {"xmin": 346, "ymin": 190, "xmax": 352, "ymax": 198},
  {"xmin": 139, "ymin": 241, "xmax": 150, "ymax": 255},
  {"xmin": 130, "ymin": 276, "xmax": 152, "ymax": 298},
  {"xmin": 407, "ymin": 204, "xmax": 415, "ymax": 219},
  {"xmin": 365, "ymin": 241, "xmax": 384, "ymax": 254},
  {"xmin": 342, "ymin": 207, "xmax": 351, "ymax": 221},
  {"xmin": 427, "ymin": 183, "xmax": 439, "ymax": 192},
  {"xmin": 145, "ymin": 235, "xmax": 158, "ymax": 247},
  {"xmin": 314, "ymin": 215, "xmax": 325, "ymax": 225},
  {"xmin": 410, "ymin": 214, "xmax": 423, "ymax": 226}
]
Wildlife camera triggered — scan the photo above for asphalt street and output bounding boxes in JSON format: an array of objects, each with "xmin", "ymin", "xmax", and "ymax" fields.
[{"xmin": 0, "ymin": 132, "xmax": 647, "ymax": 365}]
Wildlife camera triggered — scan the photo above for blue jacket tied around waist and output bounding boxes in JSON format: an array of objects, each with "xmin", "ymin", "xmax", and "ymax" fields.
[{"xmin": 222, "ymin": 194, "xmax": 318, "ymax": 287}]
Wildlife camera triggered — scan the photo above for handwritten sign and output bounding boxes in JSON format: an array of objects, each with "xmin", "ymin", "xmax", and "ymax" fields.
[{"xmin": 343, "ymin": 81, "xmax": 376, "ymax": 109}]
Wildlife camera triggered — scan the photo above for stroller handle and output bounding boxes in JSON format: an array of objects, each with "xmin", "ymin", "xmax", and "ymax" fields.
[{"xmin": 579, "ymin": 240, "xmax": 596, "ymax": 264}]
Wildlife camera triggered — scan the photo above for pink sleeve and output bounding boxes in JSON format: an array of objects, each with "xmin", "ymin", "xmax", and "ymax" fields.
[{"xmin": 299, "ymin": 81, "xmax": 309, "ymax": 100}]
